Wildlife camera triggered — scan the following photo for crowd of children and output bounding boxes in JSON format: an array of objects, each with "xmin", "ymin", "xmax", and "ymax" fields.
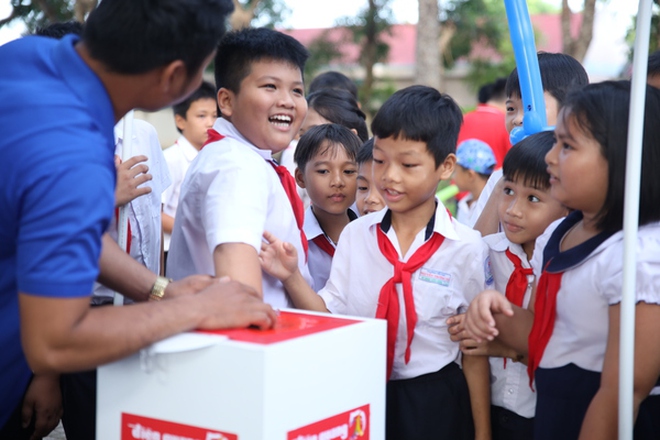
[{"xmin": 4, "ymin": 10, "xmax": 660, "ymax": 439}]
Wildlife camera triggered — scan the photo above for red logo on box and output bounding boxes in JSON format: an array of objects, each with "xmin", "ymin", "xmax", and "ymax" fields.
[
  {"xmin": 287, "ymin": 404, "xmax": 370, "ymax": 440},
  {"xmin": 121, "ymin": 413, "xmax": 237, "ymax": 440}
]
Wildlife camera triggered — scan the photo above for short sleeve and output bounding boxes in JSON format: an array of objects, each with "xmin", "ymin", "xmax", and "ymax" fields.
[
  {"xmin": 201, "ymin": 150, "xmax": 270, "ymax": 254},
  {"xmin": 601, "ymin": 231, "xmax": 660, "ymax": 306},
  {"xmin": 17, "ymin": 163, "xmax": 114, "ymax": 297}
]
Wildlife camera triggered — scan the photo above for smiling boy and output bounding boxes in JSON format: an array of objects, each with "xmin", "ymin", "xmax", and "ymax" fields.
[{"xmin": 166, "ymin": 28, "xmax": 312, "ymax": 307}]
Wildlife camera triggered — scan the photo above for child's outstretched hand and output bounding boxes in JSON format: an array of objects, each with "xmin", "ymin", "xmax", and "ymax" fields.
[
  {"xmin": 464, "ymin": 290, "xmax": 514, "ymax": 342},
  {"xmin": 260, "ymin": 231, "xmax": 299, "ymax": 282}
]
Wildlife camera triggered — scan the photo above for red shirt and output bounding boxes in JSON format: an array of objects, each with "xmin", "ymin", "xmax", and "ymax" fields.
[{"xmin": 457, "ymin": 104, "xmax": 510, "ymax": 168}]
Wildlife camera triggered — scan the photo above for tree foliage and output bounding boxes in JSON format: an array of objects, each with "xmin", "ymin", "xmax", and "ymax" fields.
[
  {"xmin": 625, "ymin": 0, "xmax": 660, "ymax": 60},
  {"xmin": 230, "ymin": 0, "xmax": 290, "ymax": 30},
  {"xmin": 0, "ymin": 0, "xmax": 82, "ymax": 32}
]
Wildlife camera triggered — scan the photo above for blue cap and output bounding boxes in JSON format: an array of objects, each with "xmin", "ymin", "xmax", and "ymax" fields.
[{"xmin": 456, "ymin": 139, "xmax": 496, "ymax": 174}]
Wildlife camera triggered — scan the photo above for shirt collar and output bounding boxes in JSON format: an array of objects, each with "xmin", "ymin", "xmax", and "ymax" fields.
[
  {"xmin": 367, "ymin": 199, "xmax": 460, "ymax": 241},
  {"xmin": 304, "ymin": 206, "xmax": 359, "ymax": 240},
  {"xmin": 543, "ymin": 210, "xmax": 617, "ymax": 272},
  {"xmin": 212, "ymin": 117, "xmax": 273, "ymax": 161},
  {"xmin": 54, "ymin": 35, "xmax": 115, "ymax": 149},
  {"xmin": 176, "ymin": 135, "xmax": 199, "ymax": 161}
]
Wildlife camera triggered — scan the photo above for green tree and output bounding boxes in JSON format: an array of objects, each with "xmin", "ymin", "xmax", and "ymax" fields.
[
  {"xmin": 625, "ymin": 0, "xmax": 660, "ymax": 59},
  {"xmin": 0, "ymin": 0, "xmax": 86, "ymax": 32},
  {"xmin": 230, "ymin": 0, "xmax": 290, "ymax": 30}
]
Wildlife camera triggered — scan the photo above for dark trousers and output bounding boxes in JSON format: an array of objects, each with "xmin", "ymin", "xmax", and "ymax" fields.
[
  {"xmin": 386, "ymin": 362, "xmax": 474, "ymax": 440},
  {"xmin": 60, "ymin": 369, "xmax": 97, "ymax": 440},
  {"xmin": 491, "ymin": 405, "xmax": 534, "ymax": 440},
  {"xmin": 0, "ymin": 385, "xmax": 35, "ymax": 440}
]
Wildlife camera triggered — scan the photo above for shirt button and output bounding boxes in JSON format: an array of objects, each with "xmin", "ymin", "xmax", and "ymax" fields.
[{"xmin": 508, "ymin": 388, "xmax": 514, "ymax": 394}]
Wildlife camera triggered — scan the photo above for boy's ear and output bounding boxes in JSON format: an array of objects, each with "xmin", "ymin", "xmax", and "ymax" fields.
[
  {"xmin": 174, "ymin": 113, "xmax": 187, "ymax": 132},
  {"xmin": 294, "ymin": 167, "xmax": 306, "ymax": 189},
  {"xmin": 436, "ymin": 153, "xmax": 457, "ymax": 181},
  {"xmin": 157, "ymin": 60, "xmax": 188, "ymax": 98},
  {"xmin": 217, "ymin": 88, "xmax": 234, "ymax": 119}
]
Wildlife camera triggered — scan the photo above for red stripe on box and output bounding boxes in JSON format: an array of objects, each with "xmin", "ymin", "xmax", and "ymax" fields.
[
  {"xmin": 197, "ymin": 311, "xmax": 360, "ymax": 344},
  {"xmin": 287, "ymin": 404, "xmax": 370, "ymax": 440},
  {"xmin": 121, "ymin": 413, "xmax": 237, "ymax": 440}
]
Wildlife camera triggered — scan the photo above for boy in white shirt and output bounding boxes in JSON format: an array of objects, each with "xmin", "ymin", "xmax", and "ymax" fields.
[
  {"xmin": 294, "ymin": 124, "xmax": 361, "ymax": 291},
  {"xmin": 261, "ymin": 86, "xmax": 493, "ymax": 440},
  {"xmin": 167, "ymin": 27, "xmax": 312, "ymax": 308},
  {"xmin": 453, "ymin": 138, "xmax": 496, "ymax": 225},
  {"xmin": 162, "ymin": 81, "xmax": 217, "ymax": 259},
  {"xmin": 355, "ymin": 138, "xmax": 387, "ymax": 216},
  {"xmin": 448, "ymin": 131, "xmax": 566, "ymax": 440}
]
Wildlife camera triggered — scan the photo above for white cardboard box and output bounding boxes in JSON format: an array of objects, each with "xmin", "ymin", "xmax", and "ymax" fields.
[{"xmin": 97, "ymin": 310, "xmax": 386, "ymax": 440}]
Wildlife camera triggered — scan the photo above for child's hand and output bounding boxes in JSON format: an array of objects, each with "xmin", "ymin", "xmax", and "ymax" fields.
[
  {"xmin": 464, "ymin": 290, "xmax": 514, "ymax": 342},
  {"xmin": 260, "ymin": 231, "xmax": 299, "ymax": 282},
  {"xmin": 115, "ymin": 154, "xmax": 152, "ymax": 207},
  {"xmin": 448, "ymin": 313, "xmax": 497, "ymax": 356}
]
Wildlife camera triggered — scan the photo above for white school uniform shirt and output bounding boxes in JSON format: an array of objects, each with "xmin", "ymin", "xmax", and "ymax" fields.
[
  {"xmin": 304, "ymin": 206, "xmax": 357, "ymax": 291},
  {"xmin": 320, "ymin": 201, "xmax": 493, "ymax": 380},
  {"xmin": 94, "ymin": 119, "xmax": 171, "ymax": 300},
  {"xmin": 484, "ymin": 232, "xmax": 536, "ymax": 419},
  {"xmin": 531, "ymin": 214, "xmax": 660, "ymax": 384},
  {"xmin": 166, "ymin": 118, "xmax": 312, "ymax": 309},
  {"xmin": 467, "ymin": 168, "xmax": 502, "ymax": 228},
  {"xmin": 456, "ymin": 193, "xmax": 475, "ymax": 226},
  {"xmin": 161, "ymin": 135, "xmax": 199, "ymax": 251}
]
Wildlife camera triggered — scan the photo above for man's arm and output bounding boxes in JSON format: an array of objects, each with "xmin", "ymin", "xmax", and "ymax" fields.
[
  {"xmin": 19, "ymin": 278, "xmax": 277, "ymax": 374},
  {"xmin": 98, "ymin": 233, "xmax": 212, "ymax": 300}
]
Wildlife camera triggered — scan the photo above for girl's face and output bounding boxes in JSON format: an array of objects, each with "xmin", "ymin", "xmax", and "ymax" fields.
[{"xmin": 546, "ymin": 108, "xmax": 609, "ymax": 222}]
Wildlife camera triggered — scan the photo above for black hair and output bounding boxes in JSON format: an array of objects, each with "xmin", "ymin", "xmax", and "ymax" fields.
[
  {"xmin": 308, "ymin": 71, "xmax": 359, "ymax": 101},
  {"xmin": 477, "ymin": 83, "xmax": 493, "ymax": 104},
  {"xmin": 84, "ymin": 0, "xmax": 233, "ymax": 75},
  {"xmin": 506, "ymin": 52, "xmax": 589, "ymax": 106},
  {"xmin": 34, "ymin": 21, "xmax": 84, "ymax": 38},
  {"xmin": 648, "ymin": 50, "xmax": 660, "ymax": 77},
  {"xmin": 214, "ymin": 27, "xmax": 309, "ymax": 93},
  {"xmin": 490, "ymin": 77, "xmax": 508, "ymax": 102},
  {"xmin": 357, "ymin": 138, "xmax": 375, "ymax": 165},
  {"xmin": 503, "ymin": 131, "xmax": 555, "ymax": 190},
  {"xmin": 560, "ymin": 80, "xmax": 660, "ymax": 232},
  {"xmin": 307, "ymin": 89, "xmax": 369, "ymax": 142},
  {"xmin": 371, "ymin": 85, "xmax": 462, "ymax": 167},
  {"xmin": 172, "ymin": 81, "xmax": 217, "ymax": 133},
  {"xmin": 294, "ymin": 124, "xmax": 361, "ymax": 172}
]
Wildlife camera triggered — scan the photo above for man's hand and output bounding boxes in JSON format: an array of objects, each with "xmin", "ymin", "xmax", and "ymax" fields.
[
  {"xmin": 193, "ymin": 278, "xmax": 278, "ymax": 330},
  {"xmin": 164, "ymin": 275, "xmax": 215, "ymax": 299},
  {"xmin": 115, "ymin": 155, "xmax": 152, "ymax": 207},
  {"xmin": 21, "ymin": 374, "xmax": 62, "ymax": 440}
]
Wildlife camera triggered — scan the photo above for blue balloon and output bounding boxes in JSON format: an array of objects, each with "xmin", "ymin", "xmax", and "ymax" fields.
[{"xmin": 504, "ymin": 0, "xmax": 552, "ymax": 144}]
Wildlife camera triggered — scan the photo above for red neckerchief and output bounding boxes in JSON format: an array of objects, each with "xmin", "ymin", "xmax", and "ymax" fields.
[
  {"xmin": 376, "ymin": 224, "xmax": 445, "ymax": 380},
  {"xmin": 311, "ymin": 235, "xmax": 335, "ymax": 257},
  {"xmin": 527, "ymin": 265, "xmax": 563, "ymax": 388},
  {"xmin": 203, "ymin": 128, "xmax": 224, "ymax": 148},
  {"xmin": 503, "ymin": 248, "xmax": 533, "ymax": 368}
]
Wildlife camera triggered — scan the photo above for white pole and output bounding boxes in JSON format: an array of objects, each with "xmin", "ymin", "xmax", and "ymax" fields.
[
  {"xmin": 620, "ymin": 1, "xmax": 652, "ymax": 438},
  {"xmin": 114, "ymin": 110, "xmax": 135, "ymax": 306}
]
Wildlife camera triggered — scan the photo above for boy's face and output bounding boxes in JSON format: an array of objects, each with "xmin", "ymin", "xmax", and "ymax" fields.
[
  {"xmin": 295, "ymin": 142, "xmax": 358, "ymax": 216},
  {"xmin": 218, "ymin": 59, "xmax": 307, "ymax": 153},
  {"xmin": 452, "ymin": 164, "xmax": 473, "ymax": 193},
  {"xmin": 175, "ymin": 97, "xmax": 217, "ymax": 150},
  {"xmin": 372, "ymin": 136, "xmax": 454, "ymax": 217},
  {"xmin": 498, "ymin": 175, "xmax": 567, "ymax": 258},
  {"xmin": 356, "ymin": 161, "xmax": 386, "ymax": 216},
  {"xmin": 505, "ymin": 91, "xmax": 559, "ymax": 133}
]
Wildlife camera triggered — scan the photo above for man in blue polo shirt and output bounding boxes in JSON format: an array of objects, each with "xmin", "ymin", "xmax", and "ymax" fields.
[{"xmin": 0, "ymin": 0, "xmax": 278, "ymax": 437}]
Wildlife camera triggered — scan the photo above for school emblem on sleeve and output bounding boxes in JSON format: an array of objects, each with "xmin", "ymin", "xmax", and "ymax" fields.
[
  {"xmin": 418, "ymin": 267, "xmax": 451, "ymax": 287},
  {"xmin": 484, "ymin": 256, "xmax": 494, "ymax": 287}
]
